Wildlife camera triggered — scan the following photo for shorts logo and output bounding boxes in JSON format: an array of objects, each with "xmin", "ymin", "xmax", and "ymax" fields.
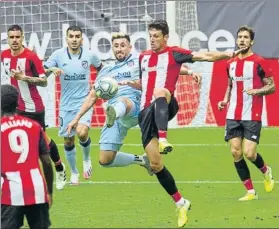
[
  {"xmin": 82, "ymin": 60, "xmax": 88, "ymax": 69},
  {"xmin": 251, "ymin": 135, "xmax": 258, "ymax": 139}
]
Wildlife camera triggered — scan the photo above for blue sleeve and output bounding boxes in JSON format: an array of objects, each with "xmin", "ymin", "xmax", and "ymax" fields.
[
  {"xmin": 89, "ymin": 53, "xmax": 102, "ymax": 69},
  {"xmin": 44, "ymin": 50, "xmax": 59, "ymax": 69},
  {"xmin": 130, "ymin": 57, "xmax": 140, "ymax": 80}
]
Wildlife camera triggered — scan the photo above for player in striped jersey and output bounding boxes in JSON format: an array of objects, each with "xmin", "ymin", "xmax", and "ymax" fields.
[
  {"xmin": 1, "ymin": 84, "xmax": 53, "ymax": 229},
  {"xmin": 218, "ymin": 26, "xmax": 275, "ymax": 201}
]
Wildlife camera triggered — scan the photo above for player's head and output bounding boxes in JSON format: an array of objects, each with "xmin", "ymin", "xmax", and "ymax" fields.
[
  {"xmin": 236, "ymin": 26, "xmax": 255, "ymax": 54},
  {"xmin": 7, "ymin": 24, "xmax": 24, "ymax": 51},
  {"xmin": 1, "ymin": 84, "xmax": 19, "ymax": 116},
  {"xmin": 148, "ymin": 19, "xmax": 169, "ymax": 52},
  {"xmin": 111, "ymin": 32, "xmax": 132, "ymax": 62},
  {"xmin": 66, "ymin": 25, "xmax": 83, "ymax": 51}
]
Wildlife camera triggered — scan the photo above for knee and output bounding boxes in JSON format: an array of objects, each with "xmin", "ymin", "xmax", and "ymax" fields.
[
  {"xmin": 150, "ymin": 160, "xmax": 164, "ymax": 173},
  {"xmin": 77, "ymin": 128, "xmax": 89, "ymax": 141},
  {"xmin": 153, "ymin": 88, "xmax": 170, "ymax": 100},
  {"xmin": 244, "ymin": 148, "xmax": 257, "ymax": 161},
  {"xmin": 64, "ymin": 137, "xmax": 74, "ymax": 149},
  {"xmin": 99, "ymin": 151, "xmax": 116, "ymax": 166},
  {"xmin": 231, "ymin": 147, "xmax": 242, "ymax": 161}
]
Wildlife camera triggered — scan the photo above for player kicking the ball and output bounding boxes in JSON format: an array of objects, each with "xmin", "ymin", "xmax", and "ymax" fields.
[
  {"xmin": 67, "ymin": 33, "xmax": 200, "ymax": 175},
  {"xmin": 121, "ymin": 20, "xmax": 248, "ymax": 227}
]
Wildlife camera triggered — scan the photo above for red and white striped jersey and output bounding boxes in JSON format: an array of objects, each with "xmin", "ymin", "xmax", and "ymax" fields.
[
  {"xmin": 1, "ymin": 48, "xmax": 46, "ymax": 112},
  {"xmin": 139, "ymin": 46, "xmax": 193, "ymax": 110},
  {"xmin": 226, "ymin": 54, "xmax": 272, "ymax": 121},
  {"xmin": 1, "ymin": 114, "xmax": 49, "ymax": 206}
]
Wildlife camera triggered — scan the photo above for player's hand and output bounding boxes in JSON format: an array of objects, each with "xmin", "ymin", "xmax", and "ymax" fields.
[
  {"xmin": 218, "ymin": 101, "xmax": 228, "ymax": 111},
  {"xmin": 47, "ymin": 194, "xmax": 53, "ymax": 208},
  {"xmin": 243, "ymin": 87, "xmax": 259, "ymax": 95},
  {"xmin": 11, "ymin": 68, "xmax": 25, "ymax": 80},
  {"xmin": 48, "ymin": 67, "xmax": 64, "ymax": 77},
  {"xmin": 232, "ymin": 47, "xmax": 249, "ymax": 57},
  {"xmin": 192, "ymin": 72, "xmax": 202, "ymax": 85},
  {"xmin": 67, "ymin": 119, "xmax": 78, "ymax": 136},
  {"xmin": 118, "ymin": 80, "xmax": 142, "ymax": 90}
]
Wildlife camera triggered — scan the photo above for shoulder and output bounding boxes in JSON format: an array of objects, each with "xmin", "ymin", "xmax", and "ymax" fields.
[
  {"xmin": 250, "ymin": 53, "xmax": 266, "ymax": 64},
  {"xmin": 52, "ymin": 47, "xmax": 66, "ymax": 57},
  {"xmin": 140, "ymin": 50, "xmax": 152, "ymax": 57},
  {"xmin": 169, "ymin": 46, "xmax": 192, "ymax": 54},
  {"xmin": 24, "ymin": 48, "xmax": 41, "ymax": 61},
  {"xmin": 1, "ymin": 49, "xmax": 11, "ymax": 58}
]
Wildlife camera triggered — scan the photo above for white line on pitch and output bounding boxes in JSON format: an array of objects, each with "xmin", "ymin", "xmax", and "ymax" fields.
[
  {"xmin": 56, "ymin": 180, "xmax": 278, "ymax": 185},
  {"xmin": 56, "ymin": 143, "xmax": 279, "ymax": 147}
]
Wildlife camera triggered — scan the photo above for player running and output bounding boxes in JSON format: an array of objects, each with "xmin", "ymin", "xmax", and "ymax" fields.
[
  {"xmin": 44, "ymin": 25, "xmax": 103, "ymax": 185},
  {"xmin": 218, "ymin": 25, "xmax": 275, "ymax": 201}
]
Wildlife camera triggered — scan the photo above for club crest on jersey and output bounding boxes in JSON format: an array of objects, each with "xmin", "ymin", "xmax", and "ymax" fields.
[
  {"xmin": 127, "ymin": 60, "xmax": 134, "ymax": 67},
  {"xmin": 82, "ymin": 60, "xmax": 88, "ymax": 69}
]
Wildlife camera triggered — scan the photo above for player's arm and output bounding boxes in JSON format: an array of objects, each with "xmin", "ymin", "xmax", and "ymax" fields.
[
  {"xmin": 90, "ymin": 53, "xmax": 103, "ymax": 74},
  {"xmin": 218, "ymin": 68, "xmax": 232, "ymax": 111},
  {"xmin": 244, "ymin": 61, "xmax": 275, "ymax": 96},
  {"xmin": 67, "ymin": 88, "xmax": 98, "ymax": 135},
  {"xmin": 38, "ymin": 129, "xmax": 53, "ymax": 202},
  {"xmin": 179, "ymin": 65, "xmax": 202, "ymax": 85},
  {"xmin": 11, "ymin": 53, "xmax": 48, "ymax": 87},
  {"xmin": 44, "ymin": 51, "xmax": 64, "ymax": 77},
  {"xmin": 191, "ymin": 47, "xmax": 248, "ymax": 62}
]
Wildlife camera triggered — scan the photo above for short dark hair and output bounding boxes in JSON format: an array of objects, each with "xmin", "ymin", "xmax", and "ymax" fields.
[
  {"xmin": 66, "ymin": 25, "xmax": 83, "ymax": 35},
  {"xmin": 237, "ymin": 26, "xmax": 255, "ymax": 40},
  {"xmin": 8, "ymin": 24, "xmax": 23, "ymax": 34},
  {"xmin": 148, "ymin": 19, "xmax": 169, "ymax": 36},
  {"xmin": 1, "ymin": 85, "xmax": 19, "ymax": 114},
  {"xmin": 111, "ymin": 32, "xmax": 130, "ymax": 43}
]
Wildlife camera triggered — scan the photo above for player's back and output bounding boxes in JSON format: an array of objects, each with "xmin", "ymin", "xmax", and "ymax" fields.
[{"xmin": 1, "ymin": 114, "xmax": 48, "ymax": 206}]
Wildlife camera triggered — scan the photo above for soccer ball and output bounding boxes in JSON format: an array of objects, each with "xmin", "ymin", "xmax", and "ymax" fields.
[{"xmin": 94, "ymin": 77, "xmax": 119, "ymax": 100}]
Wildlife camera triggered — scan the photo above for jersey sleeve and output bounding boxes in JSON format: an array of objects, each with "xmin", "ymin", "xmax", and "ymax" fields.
[
  {"xmin": 130, "ymin": 57, "xmax": 140, "ymax": 80},
  {"xmin": 139, "ymin": 53, "xmax": 143, "ymax": 79},
  {"xmin": 38, "ymin": 128, "xmax": 50, "ymax": 155},
  {"xmin": 30, "ymin": 52, "xmax": 46, "ymax": 77},
  {"xmin": 90, "ymin": 53, "xmax": 102, "ymax": 71},
  {"xmin": 171, "ymin": 47, "xmax": 194, "ymax": 64},
  {"xmin": 44, "ymin": 50, "xmax": 59, "ymax": 69},
  {"xmin": 257, "ymin": 58, "xmax": 272, "ymax": 79}
]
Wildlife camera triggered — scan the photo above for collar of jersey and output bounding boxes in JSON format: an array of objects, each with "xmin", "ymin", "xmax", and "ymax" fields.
[
  {"xmin": 115, "ymin": 53, "xmax": 132, "ymax": 65},
  {"xmin": 67, "ymin": 47, "xmax": 83, "ymax": 59}
]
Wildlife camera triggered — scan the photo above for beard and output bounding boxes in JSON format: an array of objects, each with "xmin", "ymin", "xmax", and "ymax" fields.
[{"xmin": 238, "ymin": 44, "xmax": 251, "ymax": 54}]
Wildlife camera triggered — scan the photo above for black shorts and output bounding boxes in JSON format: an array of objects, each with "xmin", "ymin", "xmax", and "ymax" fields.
[
  {"xmin": 1, "ymin": 203, "xmax": 51, "ymax": 229},
  {"xmin": 225, "ymin": 119, "xmax": 262, "ymax": 144},
  {"xmin": 17, "ymin": 109, "xmax": 46, "ymax": 131},
  {"xmin": 138, "ymin": 96, "xmax": 179, "ymax": 148}
]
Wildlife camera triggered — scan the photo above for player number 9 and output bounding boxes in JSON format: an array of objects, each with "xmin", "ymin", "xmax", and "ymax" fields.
[{"xmin": 8, "ymin": 129, "xmax": 29, "ymax": 164}]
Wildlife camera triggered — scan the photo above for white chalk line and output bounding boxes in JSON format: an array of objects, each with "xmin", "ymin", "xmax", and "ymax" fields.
[{"xmin": 55, "ymin": 180, "xmax": 278, "ymax": 185}]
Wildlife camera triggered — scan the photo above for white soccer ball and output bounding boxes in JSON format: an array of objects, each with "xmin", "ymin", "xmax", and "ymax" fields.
[{"xmin": 94, "ymin": 77, "xmax": 119, "ymax": 100}]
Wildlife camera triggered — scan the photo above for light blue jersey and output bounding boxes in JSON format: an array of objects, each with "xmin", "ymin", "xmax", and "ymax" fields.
[
  {"xmin": 44, "ymin": 47, "xmax": 102, "ymax": 111},
  {"xmin": 97, "ymin": 53, "xmax": 141, "ymax": 106},
  {"xmin": 98, "ymin": 53, "xmax": 141, "ymax": 151}
]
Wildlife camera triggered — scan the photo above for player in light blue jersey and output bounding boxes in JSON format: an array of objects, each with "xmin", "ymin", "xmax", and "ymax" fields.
[
  {"xmin": 67, "ymin": 33, "xmax": 154, "ymax": 173},
  {"xmin": 44, "ymin": 26, "xmax": 103, "ymax": 186}
]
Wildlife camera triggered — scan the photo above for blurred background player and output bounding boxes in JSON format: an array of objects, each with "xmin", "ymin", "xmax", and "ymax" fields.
[
  {"xmin": 218, "ymin": 26, "xmax": 275, "ymax": 201},
  {"xmin": 1, "ymin": 24, "xmax": 66, "ymax": 190},
  {"xmin": 1, "ymin": 84, "xmax": 53, "ymax": 229},
  {"xmin": 124, "ymin": 19, "xmax": 248, "ymax": 227},
  {"xmin": 44, "ymin": 25, "xmax": 103, "ymax": 185}
]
